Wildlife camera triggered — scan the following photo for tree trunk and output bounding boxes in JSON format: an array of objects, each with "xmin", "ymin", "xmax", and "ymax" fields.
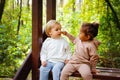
[
  {"xmin": 27, "ymin": 0, "xmax": 30, "ymax": 10},
  {"xmin": 59, "ymin": 0, "xmax": 63, "ymax": 7},
  {"xmin": 0, "ymin": 0, "xmax": 5, "ymax": 22},
  {"xmin": 105, "ymin": 0, "xmax": 120, "ymax": 29},
  {"xmin": 17, "ymin": 0, "xmax": 22, "ymax": 35},
  {"xmin": 72, "ymin": 1, "xmax": 75, "ymax": 12}
]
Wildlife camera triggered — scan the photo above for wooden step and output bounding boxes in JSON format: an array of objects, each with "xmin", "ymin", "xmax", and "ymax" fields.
[{"xmin": 71, "ymin": 67, "xmax": 120, "ymax": 80}]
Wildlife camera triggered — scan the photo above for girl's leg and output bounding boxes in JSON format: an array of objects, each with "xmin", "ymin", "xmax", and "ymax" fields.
[
  {"xmin": 39, "ymin": 61, "xmax": 54, "ymax": 80},
  {"xmin": 78, "ymin": 64, "xmax": 92, "ymax": 80},
  {"xmin": 52, "ymin": 62, "xmax": 64, "ymax": 80},
  {"xmin": 60, "ymin": 63, "xmax": 76, "ymax": 80}
]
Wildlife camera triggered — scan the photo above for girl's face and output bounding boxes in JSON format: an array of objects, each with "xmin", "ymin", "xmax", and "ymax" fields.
[
  {"xmin": 79, "ymin": 27, "xmax": 90, "ymax": 41},
  {"xmin": 49, "ymin": 24, "xmax": 62, "ymax": 39}
]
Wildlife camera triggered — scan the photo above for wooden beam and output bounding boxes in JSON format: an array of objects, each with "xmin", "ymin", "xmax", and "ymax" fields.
[
  {"xmin": 42, "ymin": 0, "xmax": 56, "ymax": 41},
  {"xmin": 13, "ymin": 52, "xmax": 32, "ymax": 80},
  {"xmin": 32, "ymin": 0, "xmax": 42, "ymax": 80},
  {"xmin": 71, "ymin": 67, "xmax": 120, "ymax": 80},
  {"xmin": 46, "ymin": 0, "xmax": 56, "ymax": 22}
]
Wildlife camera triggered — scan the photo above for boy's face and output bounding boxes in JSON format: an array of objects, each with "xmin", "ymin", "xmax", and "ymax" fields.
[{"xmin": 49, "ymin": 24, "xmax": 62, "ymax": 39}]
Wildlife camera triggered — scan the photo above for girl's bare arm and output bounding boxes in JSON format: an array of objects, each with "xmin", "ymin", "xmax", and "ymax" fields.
[{"xmin": 61, "ymin": 31, "xmax": 75, "ymax": 43}]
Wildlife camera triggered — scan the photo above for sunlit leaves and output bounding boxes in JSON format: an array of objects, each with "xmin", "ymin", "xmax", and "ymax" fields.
[
  {"xmin": 0, "ymin": 0, "xmax": 32, "ymax": 77},
  {"xmin": 57, "ymin": 0, "xmax": 120, "ymax": 68}
]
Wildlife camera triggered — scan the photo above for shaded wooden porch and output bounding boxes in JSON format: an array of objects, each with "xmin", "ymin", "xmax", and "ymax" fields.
[{"xmin": 13, "ymin": 0, "xmax": 120, "ymax": 80}]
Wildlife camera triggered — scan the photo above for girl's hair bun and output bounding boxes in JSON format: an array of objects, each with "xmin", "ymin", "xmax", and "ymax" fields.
[{"xmin": 92, "ymin": 22, "xmax": 99, "ymax": 29}]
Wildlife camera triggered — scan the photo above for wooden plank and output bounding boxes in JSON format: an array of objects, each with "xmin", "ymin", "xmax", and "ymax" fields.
[
  {"xmin": 32, "ymin": 0, "xmax": 42, "ymax": 80},
  {"xmin": 13, "ymin": 52, "xmax": 32, "ymax": 80},
  {"xmin": 71, "ymin": 67, "xmax": 120, "ymax": 80}
]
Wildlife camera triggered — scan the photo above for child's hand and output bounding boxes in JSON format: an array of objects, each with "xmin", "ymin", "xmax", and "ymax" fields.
[
  {"xmin": 64, "ymin": 60, "xmax": 69, "ymax": 64},
  {"xmin": 61, "ymin": 31, "xmax": 67, "ymax": 35},
  {"xmin": 91, "ymin": 69, "xmax": 100, "ymax": 74},
  {"xmin": 41, "ymin": 61, "xmax": 47, "ymax": 67},
  {"xmin": 93, "ymin": 39, "xmax": 101, "ymax": 49}
]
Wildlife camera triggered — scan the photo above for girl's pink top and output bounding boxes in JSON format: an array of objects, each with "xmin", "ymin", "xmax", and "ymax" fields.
[{"xmin": 69, "ymin": 37, "xmax": 99, "ymax": 70}]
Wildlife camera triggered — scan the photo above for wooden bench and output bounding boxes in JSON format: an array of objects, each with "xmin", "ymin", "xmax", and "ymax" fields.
[{"xmin": 71, "ymin": 67, "xmax": 120, "ymax": 80}]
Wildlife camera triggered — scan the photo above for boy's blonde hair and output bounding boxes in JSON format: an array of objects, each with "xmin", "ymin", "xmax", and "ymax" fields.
[{"xmin": 45, "ymin": 20, "xmax": 61, "ymax": 36}]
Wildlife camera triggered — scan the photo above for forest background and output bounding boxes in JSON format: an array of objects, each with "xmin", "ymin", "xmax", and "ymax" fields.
[{"xmin": 0, "ymin": 0, "xmax": 120, "ymax": 78}]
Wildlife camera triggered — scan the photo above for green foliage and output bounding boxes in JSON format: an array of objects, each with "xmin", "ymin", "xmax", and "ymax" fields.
[
  {"xmin": 57, "ymin": 0, "xmax": 120, "ymax": 68},
  {"xmin": 98, "ymin": 10, "xmax": 120, "ymax": 68},
  {"xmin": 0, "ymin": 0, "xmax": 32, "ymax": 77},
  {"xmin": 1, "ymin": 0, "xmax": 120, "ymax": 78},
  {"xmin": 57, "ymin": 0, "xmax": 82, "ymax": 52}
]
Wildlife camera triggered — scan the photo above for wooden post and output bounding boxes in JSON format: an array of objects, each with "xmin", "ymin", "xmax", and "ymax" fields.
[
  {"xmin": 46, "ymin": 0, "xmax": 56, "ymax": 22},
  {"xmin": 32, "ymin": 0, "xmax": 42, "ymax": 80},
  {"xmin": 46, "ymin": 0, "xmax": 56, "ymax": 80},
  {"xmin": 42, "ymin": 0, "xmax": 56, "ymax": 41}
]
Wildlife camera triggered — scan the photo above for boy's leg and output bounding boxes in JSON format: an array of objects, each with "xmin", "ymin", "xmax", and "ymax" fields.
[
  {"xmin": 60, "ymin": 63, "xmax": 76, "ymax": 80},
  {"xmin": 52, "ymin": 62, "xmax": 64, "ymax": 80},
  {"xmin": 39, "ymin": 61, "xmax": 53, "ymax": 80},
  {"xmin": 78, "ymin": 64, "xmax": 92, "ymax": 80}
]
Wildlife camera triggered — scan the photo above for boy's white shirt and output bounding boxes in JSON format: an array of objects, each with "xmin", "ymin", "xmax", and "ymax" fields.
[{"xmin": 40, "ymin": 37, "xmax": 71, "ymax": 63}]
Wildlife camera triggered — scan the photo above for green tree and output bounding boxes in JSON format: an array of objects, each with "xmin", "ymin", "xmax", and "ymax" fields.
[
  {"xmin": 57, "ymin": 0, "xmax": 120, "ymax": 68},
  {"xmin": 0, "ymin": 0, "xmax": 32, "ymax": 77}
]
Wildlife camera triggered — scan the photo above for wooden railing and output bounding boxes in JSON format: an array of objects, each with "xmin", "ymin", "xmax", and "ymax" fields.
[
  {"xmin": 13, "ymin": 53, "xmax": 120, "ymax": 80},
  {"xmin": 13, "ymin": 51, "xmax": 32, "ymax": 80}
]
